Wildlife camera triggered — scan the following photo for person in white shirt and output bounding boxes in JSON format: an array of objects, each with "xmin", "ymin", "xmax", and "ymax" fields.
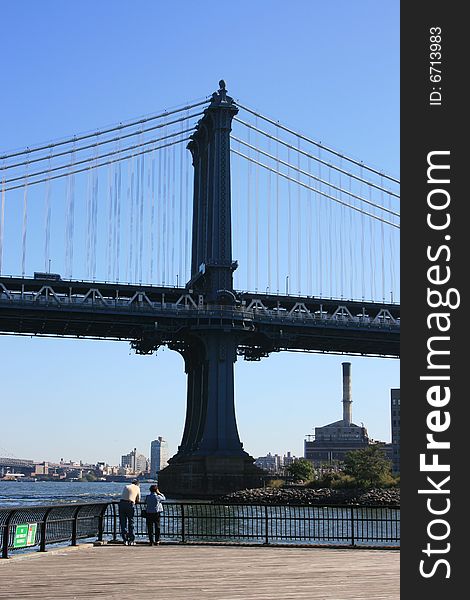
[{"xmin": 119, "ymin": 480, "xmax": 140, "ymax": 545}]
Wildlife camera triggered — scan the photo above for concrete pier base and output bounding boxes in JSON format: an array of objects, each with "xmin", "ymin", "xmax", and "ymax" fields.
[{"xmin": 157, "ymin": 455, "xmax": 266, "ymax": 498}]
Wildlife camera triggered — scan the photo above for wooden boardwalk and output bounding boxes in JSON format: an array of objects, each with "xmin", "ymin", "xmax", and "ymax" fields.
[{"xmin": 0, "ymin": 543, "xmax": 399, "ymax": 599}]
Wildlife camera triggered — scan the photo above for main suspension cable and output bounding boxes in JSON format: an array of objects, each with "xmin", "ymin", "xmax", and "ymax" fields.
[
  {"xmin": 234, "ymin": 117, "xmax": 399, "ymax": 199},
  {"xmin": 236, "ymin": 102, "xmax": 400, "ymax": 184},
  {"xmin": 0, "ymin": 99, "xmax": 209, "ymax": 161},
  {"xmin": 3, "ymin": 137, "xmax": 190, "ymax": 193},
  {"xmin": 2, "ymin": 111, "xmax": 203, "ymax": 171},
  {"xmin": 232, "ymin": 148, "xmax": 399, "ymax": 229},
  {"xmin": 3, "ymin": 128, "xmax": 194, "ymax": 186},
  {"xmin": 232, "ymin": 136, "xmax": 399, "ymax": 217}
]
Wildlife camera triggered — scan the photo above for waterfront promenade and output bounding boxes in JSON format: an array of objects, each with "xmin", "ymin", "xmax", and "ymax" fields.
[{"xmin": 0, "ymin": 543, "xmax": 399, "ymax": 599}]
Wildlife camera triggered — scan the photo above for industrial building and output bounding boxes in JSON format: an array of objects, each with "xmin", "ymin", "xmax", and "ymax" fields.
[{"xmin": 304, "ymin": 362, "xmax": 373, "ymax": 466}]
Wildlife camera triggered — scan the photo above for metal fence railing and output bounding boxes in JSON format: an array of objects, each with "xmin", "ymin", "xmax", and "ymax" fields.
[{"xmin": 1, "ymin": 501, "xmax": 400, "ymax": 558}]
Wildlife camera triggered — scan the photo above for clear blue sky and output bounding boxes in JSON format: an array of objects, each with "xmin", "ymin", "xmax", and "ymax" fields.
[{"xmin": 0, "ymin": 1, "xmax": 399, "ymax": 464}]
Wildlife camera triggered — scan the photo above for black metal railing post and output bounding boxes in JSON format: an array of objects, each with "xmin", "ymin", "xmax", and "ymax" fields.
[
  {"xmin": 264, "ymin": 505, "xmax": 269, "ymax": 545},
  {"xmin": 350, "ymin": 506, "xmax": 355, "ymax": 547},
  {"xmin": 1, "ymin": 509, "xmax": 15, "ymax": 559},
  {"xmin": 39, "ymin": 507, "xmax": 53, "ymax": 552},
  {"xmin": 71, "ymin": 506, "xmax": 81, "ymax": 546},
  {"xmin": 181, "ymin": 504, "xmax": 186, "ymax": 543},
  {"xmin": 97, "ymin": 504, "xmax": 108, "ymax": 542},
  {"xmin": 112, "ymin": 503, "xmax": 118, "ymax": 541}
]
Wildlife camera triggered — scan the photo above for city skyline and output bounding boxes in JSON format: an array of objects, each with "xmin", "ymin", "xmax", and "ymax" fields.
[{"xmin": 0, "ymin": 1, "xmax": 399, "ymax": 465}]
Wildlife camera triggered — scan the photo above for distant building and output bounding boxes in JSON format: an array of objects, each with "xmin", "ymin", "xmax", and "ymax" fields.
[
  {"xmin": 304, "ymin": 363, "xmax": 371, "ymax": 466},
  {"xmin": 33, "ymin": 462, "xmax": 49, "ymax": 476},
  {"xmin": 254, "ymin": 451, "xmax": 297, "ymax": 473},
  {"xmin": 390, "ymin": 388, "xmax": 400, "ymax": 474},
  {"xmin": 255, "ymin": 453, "xmax": 283, "ymax": 473},
  {"xmin": 150, "ymin": 437, "xmax": 169, "ymax": 477},
  {"xmin": 283, "ymin": 452, "xmax": 296, "ymax": 467},
  {"xmin": 121, "ymin": 448, "xmax": 148, "ymax": 475}
]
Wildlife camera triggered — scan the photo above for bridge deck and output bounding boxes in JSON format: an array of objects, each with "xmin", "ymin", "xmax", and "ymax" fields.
[{"xmin": 0, "ymin": 542, "xmax": 399, "ymax": 599}]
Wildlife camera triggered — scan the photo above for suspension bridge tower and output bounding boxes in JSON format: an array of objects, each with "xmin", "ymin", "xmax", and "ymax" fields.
[{"xmin": 157, "ymin": 82, "xmax": 265, "ymax": 497}]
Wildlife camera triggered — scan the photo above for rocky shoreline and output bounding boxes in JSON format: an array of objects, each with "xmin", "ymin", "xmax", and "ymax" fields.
[{"xmin": 214, "ymin": 486, "xmax": 400, "ymax": 507}]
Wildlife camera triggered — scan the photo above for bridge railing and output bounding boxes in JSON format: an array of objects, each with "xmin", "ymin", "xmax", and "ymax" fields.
[
  {"xmin": 0, "ymin": 287, "xmax": 399, "ymax": 329},
  {"xmin": 1, "ymin": 501, "xmax": 399, "ymax": 557}
]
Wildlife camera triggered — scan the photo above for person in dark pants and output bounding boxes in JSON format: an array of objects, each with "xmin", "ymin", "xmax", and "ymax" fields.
[
  {"xmin": 144, "ymin": 484, "xmax": 165, "ymax": 545},
  {"xmin": 119, "ymin": 479, "xmax": 140, "ymax": 545}
]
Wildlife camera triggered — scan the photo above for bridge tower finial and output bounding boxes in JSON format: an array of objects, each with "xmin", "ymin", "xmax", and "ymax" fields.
[{"xmin": 210, "ymin": 79, "xmax": 233, "ymax": 105}]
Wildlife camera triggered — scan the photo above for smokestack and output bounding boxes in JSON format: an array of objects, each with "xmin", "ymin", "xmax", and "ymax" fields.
[{"xmin": 342, "ymin": 362, "xmax": 352, "ymax": 425}]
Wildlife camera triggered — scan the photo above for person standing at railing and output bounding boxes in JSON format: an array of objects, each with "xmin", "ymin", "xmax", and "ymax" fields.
[
  {"xmin": 144, "ymin": 484, "xmax": 165, "ymax": 545},
  {"xmin": 119, "ymin": 479, "xmax": 140, "ymax": 545}
]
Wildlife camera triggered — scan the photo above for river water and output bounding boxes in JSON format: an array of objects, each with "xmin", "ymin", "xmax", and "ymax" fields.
[{"xmin": 0, "ymin": 480, "xmax": 164, "ymax": 508}]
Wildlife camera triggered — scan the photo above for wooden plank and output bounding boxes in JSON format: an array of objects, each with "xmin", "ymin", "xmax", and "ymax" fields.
[{"xmin": 0, "ymin": 544, "xmax": 399, "ymax": 599}]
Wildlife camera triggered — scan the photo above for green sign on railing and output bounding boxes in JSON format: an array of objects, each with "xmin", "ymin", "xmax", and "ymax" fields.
[{"xmin": 13, "ymin": 523, "xmax": 38, "ymax": 548}]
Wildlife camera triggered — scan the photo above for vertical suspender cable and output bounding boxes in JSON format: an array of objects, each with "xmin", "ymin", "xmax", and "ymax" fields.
[
  {"xmin": 255, "ymin": 117, "xmax": 259, "ymax": 292},
  {"xmin": 328, "ymin": 165, "xmax": 333, "ymax": 297},
  {"xmin": 247, "ymin": 127, "xmax": 251, "ymax": 291},
  {"xmin": 0, "ymin": 176, "xmax": 5, "ymax": 274},
  {"xmin": 318, "ymin": 148, "xmax": 323, "ymax": 297},
  {"xmin": 179, "ymin": 119, "xmax": 184, "ymax": 285},
  {"xmin": 360, "ymin": 167, "xmax": 365, "ymax": 300},
  {"xmin": 369, "ymin": 184, "xmax": 375, "ymax": 300},
  {"xmin": 65, "ymin": 152, "xmax": 72, "ymax": 278},
  {"xmin": 380, "ymin": 177, "xmax": 385, "ymax": 301},
  {"xmin": 92, "ymin": 160, "xmax": 99, "ymax": 280},
  {"xmin": 184, "ymin": 111, "xmax": 190, "ymax": 281},
  {"xmin": 129, "ymin": 158, "xmax": 135, "ymax": 282},
  {"xmin": 134, "ymin": 152, "xmax": 140, "ymax": 283},
  {"xmin": 44, "ymin": 156, "xmax": 52, "ymax": 272},
  {"xmin": 275, "ymin": 125, "xmax": 280, "ymax": 293},
  {"xmin": 125, "ymin": 159, "xmax": 131, "ymax": 282},
  {"xmin": 287, "ymin": 147, "xmax": 292, "ymax": 285},
  {"xmin": 348, "ymin": 174, "xmax": 354, "ymax": 299},
  {"xmin": 339, "ymin": 161, "xmax": 344, "ymax": 299},
  {"xmin": 70, "ymin": 147, "xmax": 76, "ymax": 278},
  {"xmin": 134, "ymin": 152, "xmax": 139, "ymax": 282},
  {"xmin": 307, "ymin": 158, "xmax": 312, "ymax": 296},
  {"xmin": 106, "ymin": 163, "xmax": 113, "ymax": 281},
  {"xmin": 139, "ymin": 148, "xmax": 145, "ymax": 283},
  {"xmin": 22, "ymin": 178, "xmax": 28, "ymax": 276},
  {"xmin": 389, "ymin": 192, "xmax": 396, "ymax": 302},
  {"xmin": 233, "ymin": 143, "xmax": 239, "ymax": 274},
  {"xmin": 157, "ymin": 139, "xmax": 162, "ymax": 284},
  {"xmin": 113, "ymin": 147, "xmax": 120, "ymax": 281},
  {"xmin": 85, "ymin": 167, "xmax": 92, "ymax": 277},
  {"xmin": 116, "ymin": 160, "xmax": 122, "ymax": 281},
  {"xmin": 171, "ymin": 140, "xmax": 176, "ymax": 285},
  {"xmin": 267, "ymin": 137, "xmax": 271, "ymax": 291},
  {"xmin": 162, "ymin": 127, "xmax": 167, "ymax": 285},
  {"xmin": 297, "ymin": 138, "xmax": 301, "ymax": 294},
  {"xmin": 65, "ymin": 160, "xmax": 71, "ymax": 277},
  {"xmin": 149, "ymin": 149, "xmax": 156, "ymax": 282}
]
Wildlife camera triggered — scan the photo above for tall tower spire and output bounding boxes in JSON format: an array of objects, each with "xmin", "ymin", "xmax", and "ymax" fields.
[{"xmin": 342, "ymin": 362, "xmax": 352, "ymax": 425}]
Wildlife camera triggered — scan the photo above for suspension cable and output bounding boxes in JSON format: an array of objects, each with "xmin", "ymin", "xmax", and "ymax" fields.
[
  {"xmin": 232, "ymin": 149, "xmax": 399, "ymax": 229},
  {"xmin": 0, "ymin": 99, "xmax": 209, "ymax": 161},
  {"xmin": 232, "ymin": 136, "xmax": 399, "ymax": 218},
  {"xmin": 234, "ymin": 117, "xmax": 399, "ymax": 198},
  {"xmin": 3, "ymin": 128, "xmax": 194, "ymax": 186},
  {"xmin": 3, "ymin": 137, "xmax": 190, "ymax": 193},
  {"xmin": 236, "ymin": 102, "xmax": 400, "ymax": 184}
]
